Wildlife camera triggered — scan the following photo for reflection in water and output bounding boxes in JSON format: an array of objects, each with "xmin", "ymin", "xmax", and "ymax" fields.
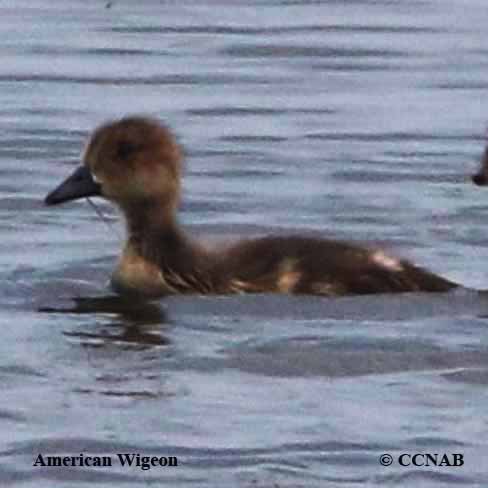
[
  {"xmin": 38, "ymin": 296, "xmax": 173, "ymax": 400},
  {"xmin": 39, "ymin": 295, "xmax": 170, "ymax": 346}
]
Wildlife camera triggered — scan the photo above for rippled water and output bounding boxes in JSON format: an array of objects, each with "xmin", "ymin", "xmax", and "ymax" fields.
[{"xmin": 2, "ymin": 1, "xmax": 488, "ymax": 486}]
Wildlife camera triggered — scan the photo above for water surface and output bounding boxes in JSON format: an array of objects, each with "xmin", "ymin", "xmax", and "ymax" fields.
[{"xmin": 2, "ymin": 1, "xmax": 488, "ymax": 486}]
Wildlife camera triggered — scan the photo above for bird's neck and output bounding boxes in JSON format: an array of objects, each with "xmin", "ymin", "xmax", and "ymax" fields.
[
  {"xmin": 111, "ymin": 199, "xmax": 215, "ymax": 296},
  {"xmin": 122, "ymin": 200, "xmax": 194, "ymax": 266}
]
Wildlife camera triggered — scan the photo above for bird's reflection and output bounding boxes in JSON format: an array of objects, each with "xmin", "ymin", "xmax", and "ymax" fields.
[{"xmin": 39, "ymin": 295, "xmax": 170, "ymax": 346}]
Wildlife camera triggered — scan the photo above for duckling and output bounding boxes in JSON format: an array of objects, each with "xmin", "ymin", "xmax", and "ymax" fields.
[
  {"xmin": 472, "ymin": 137, "xmax": 488, "ymax": 186},
  {"xmin": 45, "ymin": 116, "xmax": 457, "ymax": 297}
]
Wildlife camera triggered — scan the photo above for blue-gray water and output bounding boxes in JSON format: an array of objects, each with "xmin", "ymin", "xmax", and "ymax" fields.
[{"xmin": 2, "ymin": 1, "xmax": 488, "ymax": 486}]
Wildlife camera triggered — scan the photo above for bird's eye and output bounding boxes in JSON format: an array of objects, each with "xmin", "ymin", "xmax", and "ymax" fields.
[{"xmin": 117, "ymin": 140, "xmax": 139, "ymax": 160}]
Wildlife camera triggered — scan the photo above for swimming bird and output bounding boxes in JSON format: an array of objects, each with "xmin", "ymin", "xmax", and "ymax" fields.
[
  {"xmin": 472, "ymin": 138, "xmax": 488, "ymax": 186},
  {"xmin": 45, "ymin": 116, "xmax": 457, "ymax": 297}
]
